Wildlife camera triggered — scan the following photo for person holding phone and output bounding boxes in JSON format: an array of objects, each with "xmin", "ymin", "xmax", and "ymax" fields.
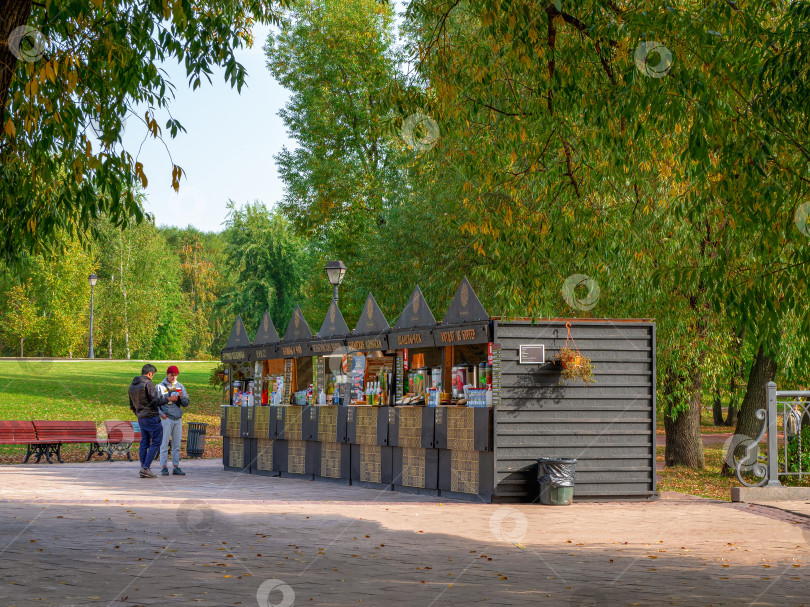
[
  {"xmin": 157, "ymin": 365, "xmax": 190, "ymax": 476},
  {"xmin": 129, "ymin": 363, "xmax": 177, "ymax": 478}
]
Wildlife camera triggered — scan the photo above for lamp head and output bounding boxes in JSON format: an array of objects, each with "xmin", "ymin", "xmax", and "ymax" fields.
[
  {"xmin": 325, "ymin": 260, "xmax": 347, "ymax": 286},
  {"xmin": 88, "ymin": 273, "xmax": 98, "ymax": 287}
]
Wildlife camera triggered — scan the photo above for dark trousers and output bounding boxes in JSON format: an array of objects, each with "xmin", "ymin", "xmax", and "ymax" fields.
[{"xmin": 138, "ymin": 415, "xmax": 163, "ymax": 469}]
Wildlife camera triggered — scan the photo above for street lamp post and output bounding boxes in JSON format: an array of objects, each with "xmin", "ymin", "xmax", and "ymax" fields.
[
  {"xmin": 88, "ymin": 273, "xmax": 98, "ymax": 358},
  {"xmin": 325, "ymin": 260, "xmax": 347, "ymax": 302}
]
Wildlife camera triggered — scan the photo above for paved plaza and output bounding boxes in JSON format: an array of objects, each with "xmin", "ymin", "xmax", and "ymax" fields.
[{"xmin": 0, "ymin": 460, "xmax": 808, "ymax": 606}]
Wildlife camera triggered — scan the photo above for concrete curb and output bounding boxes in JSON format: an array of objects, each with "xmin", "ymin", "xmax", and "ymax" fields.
[{"xmin": 731, "ymin": 485, "xmax": 810, "ymax": 502}]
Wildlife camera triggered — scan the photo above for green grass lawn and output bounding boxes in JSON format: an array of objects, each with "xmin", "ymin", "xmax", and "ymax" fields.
[{"xmin": 0, "ymin": 359, "xmax": 224, "ymax": 463}]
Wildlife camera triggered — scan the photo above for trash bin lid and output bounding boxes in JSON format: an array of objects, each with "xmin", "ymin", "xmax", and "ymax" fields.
[{"xmin": 537, "ymin": 457, "xmax": 577, "ymax": 464}]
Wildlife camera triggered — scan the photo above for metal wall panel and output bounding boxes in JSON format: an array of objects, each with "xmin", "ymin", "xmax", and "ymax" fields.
[{"xmin": 492, "ymin": 320, "xmax": 656, "ymax": 502}]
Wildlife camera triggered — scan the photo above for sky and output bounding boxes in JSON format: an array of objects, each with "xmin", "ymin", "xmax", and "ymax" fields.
[{"xmin": 124, "ymin": 23, "xmax": 292, "ymax": 233}]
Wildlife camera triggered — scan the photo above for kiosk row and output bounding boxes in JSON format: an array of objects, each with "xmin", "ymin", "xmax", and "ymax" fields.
[{"xmin": 220, "ymin": 278, "xmax": 659, "ymax": 502}]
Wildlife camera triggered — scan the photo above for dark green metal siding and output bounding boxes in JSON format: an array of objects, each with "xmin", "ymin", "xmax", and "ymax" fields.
[{"xmin": 493, "ymin": 320, "xmax": 657, "ymax": 502}]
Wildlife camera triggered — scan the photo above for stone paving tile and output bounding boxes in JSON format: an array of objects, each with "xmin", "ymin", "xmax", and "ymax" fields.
[{"xmin": 0, "ymin": 460, "xmax": 809, "ymax": 606}]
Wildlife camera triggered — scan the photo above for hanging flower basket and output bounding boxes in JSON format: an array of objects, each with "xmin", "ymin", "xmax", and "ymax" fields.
[
  {"xmin": 209, "ymin": 363, "xmax": 228, "ymax": 387},
  {"xmin": 556, "ymin": 347, "xmax": 581, "ymax": 370},
  {"xmin": 552, "ymin": 324, "xmax": 596, "ymax": 385}
]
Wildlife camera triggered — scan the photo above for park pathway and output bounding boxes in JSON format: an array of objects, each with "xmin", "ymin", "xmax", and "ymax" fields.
[{"xmin": 0, "ymin": 460, "xmax": 808, "ymax": 606}]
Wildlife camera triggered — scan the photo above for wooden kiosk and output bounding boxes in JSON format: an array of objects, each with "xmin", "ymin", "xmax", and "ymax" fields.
[{"xmin": 220, "ymin": 279, "xmax": 657, "ymax": 502}]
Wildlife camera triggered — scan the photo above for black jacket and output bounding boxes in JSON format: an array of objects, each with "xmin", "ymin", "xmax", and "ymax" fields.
[{"xmin": 129, "ymin": 375, "xmax": 168, "ymax": 419}]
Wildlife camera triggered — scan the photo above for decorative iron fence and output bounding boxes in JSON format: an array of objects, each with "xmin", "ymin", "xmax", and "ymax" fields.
[{"xmin": 734, "ymin": 381, "xmax": 810, "ymax": 487}]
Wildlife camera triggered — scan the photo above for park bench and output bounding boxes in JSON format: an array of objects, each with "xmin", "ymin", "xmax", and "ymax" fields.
[
  {"xmin": 0, "ymin": 419, "xmax": 171, "ymax": 464},
  {"xmin": 27, "ymin": 421, "xmax": 98, "ymax": 464},
  {"xmin": 87, "ymin": 420, "xmax": 142, "ymax": 462},
  {"xmin": 0, "ymin": 421, "xmax": 37, "ymax": 445}
]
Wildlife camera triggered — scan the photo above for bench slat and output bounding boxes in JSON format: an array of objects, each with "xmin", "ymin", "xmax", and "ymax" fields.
[
  {"xmin": 33, "ymin": 421, "xmax": 99, "ymax": 443},
  {"xmin": 0, "ymin": 421, "xmax": 37, "ymax": 443}
]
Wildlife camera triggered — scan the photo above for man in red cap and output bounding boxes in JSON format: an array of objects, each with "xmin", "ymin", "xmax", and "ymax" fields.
[{"xmin": 157, "ymin": 365, "xmax": 190, "ymax": 475}]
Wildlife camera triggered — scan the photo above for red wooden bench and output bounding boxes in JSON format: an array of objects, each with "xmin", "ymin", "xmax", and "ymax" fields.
[
  {"xmin": 28, "ymin": 421, "xmax": 98, "ymax": 464},
  {"xmin": 87, "ymin": 421, "xmax": 142, "ymax": 462},
  {"xmin": 0, "ymin": 421, "xmax": 37, "ymax": 444}
]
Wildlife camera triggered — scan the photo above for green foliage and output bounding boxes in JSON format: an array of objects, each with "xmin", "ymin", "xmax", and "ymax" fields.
[
  {"xmin": 0, "ymin": 233, "xmax": 94, "ymax": 357},
  {"xmin": 0, "ymin": 282, "xmax": 41, "ymax": 356},
  {"xmin": 264, "ymin": 0, "xmax": 474, "ymax": 325},
  {"xmin": 392, "ymin": 1, "xmax": 810, "ymax": 427},
  {"xmin": 0, "ymin": 217, "xmax": 228, "ymax": 360},
  {"xmin": 265, "ymin": 0, "xmax": 406, "ymax": 237},
  {"xmin": 93, "ymin": 217, "xmax": 180, "ymax": 358},
  {"xmin": 218, "ymin": 201, "xmax": 309, "ymax": 335},
  {"xmin": 149, "ymin": 282, "xmax": 193, "ymax": 360},
  {"xmin": 162, "ymin": 227, "xmax": 232, "ymax": 357},
  {"xmin": 1, "ymin": 0, "xmax": 287, "ymax": 266}
]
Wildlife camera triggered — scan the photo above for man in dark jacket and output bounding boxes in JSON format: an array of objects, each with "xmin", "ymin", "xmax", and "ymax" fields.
[{"xmin": 129, "ymin": 363, "xmax": 177, "ymax": 478}]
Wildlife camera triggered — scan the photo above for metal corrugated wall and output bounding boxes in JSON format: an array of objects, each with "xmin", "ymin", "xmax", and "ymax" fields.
[{"xmin": 493, "ymin": 320, "xmax": 657, "ymax": 502}]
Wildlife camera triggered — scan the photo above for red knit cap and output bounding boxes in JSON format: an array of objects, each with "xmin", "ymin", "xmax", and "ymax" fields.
[{"xmin": 167, "ymin": 365, "xmax": 180, "ymax": 374}]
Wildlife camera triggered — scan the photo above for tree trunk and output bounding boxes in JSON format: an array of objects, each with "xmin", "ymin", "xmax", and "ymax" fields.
[
  {"xmin": 712, "ymin": 388, "xmax": 725, "ymax": 426},
  {"xmin": 668, "ymin": 367, "xmax": 705, "ymax": 468},
  {"xmin": 108, "ymin": 337, "xmax": 112, "ymax": 359},
  {"xmin": 721, "ymin": 343, "xmax": 777, "ymax": 475},
  {"xmin": 664, "ymin": 293, "xmax": 708, "ymax": 468},
  {"xmin": 0, "ymin": 0, "xmax": 33, "ymax": 122},
  {"xmin": 726, "ymin": 401, "xmax": 739, "ymax": 427},
  {"xmin": 663, "ymin": 368, "xmax": 675, "ymax": 464},
  {"xmin": 663, "ymin": 365, "xmax": 705, "ymax": 468},
  {"xmin": 19, "ymin": 336, "xmax": 23, "ymax": 357},
  {"xmin": 735, "ymin": 344, "xmax": 777, "ymax": 441},
  {"xmin": 122, "ymin": 239, "xmax": 131, "ymax": 360},
  {"xmin": 724, "ymin": 326, "xmax": 746, "ymax": 427},
  {"xmin": 664, "ymin": 411, "xmax": 674, "ymax": 466}
]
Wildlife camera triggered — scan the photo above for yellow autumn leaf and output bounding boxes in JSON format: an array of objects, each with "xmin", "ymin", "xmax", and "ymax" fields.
[{"xmin": 4, "ymin": 119, "xmax": 15, "ymax": 137}]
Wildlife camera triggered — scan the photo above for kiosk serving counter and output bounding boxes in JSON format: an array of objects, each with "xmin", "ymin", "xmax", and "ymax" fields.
[{"xmin": 220, "ymin": 279, "xmax": 657, "ymax": 502}]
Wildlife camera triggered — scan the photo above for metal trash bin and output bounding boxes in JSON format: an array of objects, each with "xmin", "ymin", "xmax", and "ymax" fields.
[
  {"xmin": 186, "ymin": 422, "xmax": 208, "ymax": 458},
  {"xmin": 537, "ymin": 457, "xmax": 577, "ymax": 505}
]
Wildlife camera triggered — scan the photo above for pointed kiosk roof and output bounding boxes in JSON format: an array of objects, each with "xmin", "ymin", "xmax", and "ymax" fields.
[
  {"xmin": 441, "ymin": 277, "xmax": 490, "ymax": 324},
  {"xmin": 347, "ymin": 293, "xmax": 391, "ymax": 351},
  {"xmin": 221, "ymin": 315, "xmax": 253, "ymax": 362},
  {"xmin": 280, "ymin": 305, "xmax": 314, "ymax": 357},
  {"xmin": 434, "ymin": 277, "xmax": 491, "ymax": 346},
  {"xmin": 389, "ymin": 285, "xmax": 437, "ymax": 349},
  {"xmin": 312, "ymin": 299, "xmax": 350, "ymax": 355},
  {"xmin": 318, "ymin": 299, "xmax": 351, "ymax": 339},
  {"xmin": 394, "ymin": 285, "xmax": 437, "ymax": 329},
  {"xmin": 254, "ymin": 310, "xmax": 280, "ymax": 345},
  {"xmin": 252, "ymin": 310, "xmax": 280, "ymax": 360}
]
